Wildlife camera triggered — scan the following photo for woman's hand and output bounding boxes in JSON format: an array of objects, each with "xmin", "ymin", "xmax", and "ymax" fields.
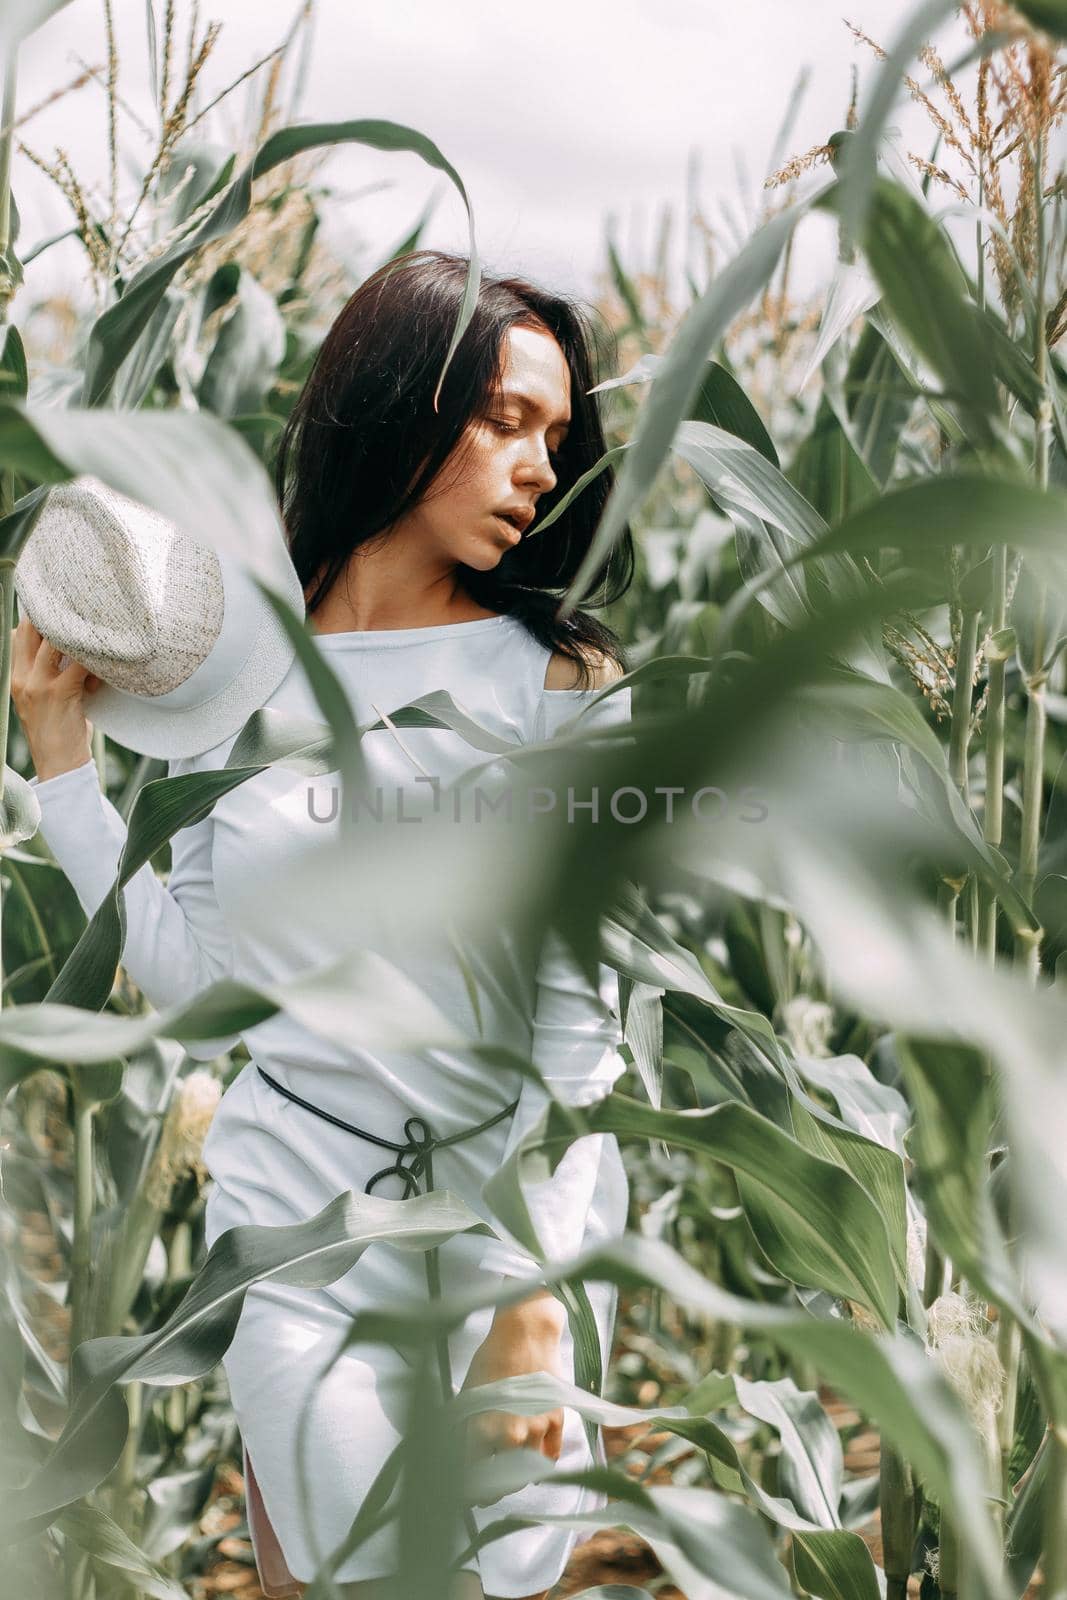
[
  {"xmin": 10, "ymin": 617, "xmax": 102, "ymax": 782},
  {"xmin": 459, "ymin": 1293, "xmax": 567, "ymax": 1464}
]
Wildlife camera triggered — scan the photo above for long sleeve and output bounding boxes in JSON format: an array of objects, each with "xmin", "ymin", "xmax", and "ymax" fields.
[
  {"xmin": 27, "ymin": 754, "xmax": 241, "ymax": 1061},
  {"xmin": 480, "ymin": 677, "xmax": 633, "ymax": 1281}
]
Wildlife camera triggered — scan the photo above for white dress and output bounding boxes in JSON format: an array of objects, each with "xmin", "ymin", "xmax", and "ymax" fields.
[{"xmin": 28, "ymin": 612, "xmax": 632, "ymax": 1599}]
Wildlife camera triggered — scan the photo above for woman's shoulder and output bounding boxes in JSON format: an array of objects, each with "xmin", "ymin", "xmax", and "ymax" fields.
[{"xmin": 542, "ymin": 647, "xmax": 625, "ymax": 691}]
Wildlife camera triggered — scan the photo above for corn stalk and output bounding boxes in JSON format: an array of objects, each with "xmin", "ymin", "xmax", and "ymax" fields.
[
  {"xmin": 978, "ymin": 541, "xmax": 1009, "ymax": 962},
  {"xmin": 1023, "ymin": 120, "xmax": 1067, "ymax": 1600},
  {"xmin": 0, "ymin": 46, "xmax": 18, "ymax": 997},
  {"xmin": 0, "ymin": 48, "xmax": 16, "ymax": 339},
  {"xmin": 879, "ymin": 1443, "xmax": 916, "ymax": 1600}
]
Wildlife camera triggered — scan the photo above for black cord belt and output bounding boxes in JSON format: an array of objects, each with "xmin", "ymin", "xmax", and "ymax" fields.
[
  {"xmin": 253, "ymin": 1060, "xmax": 523, "ymax": 1567},
  {"xmin": 254, "ymin": 1062, "xmax": 519, "ymax": 1198}
]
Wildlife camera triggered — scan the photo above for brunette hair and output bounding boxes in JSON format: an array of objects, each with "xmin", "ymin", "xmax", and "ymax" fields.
[{"xmin": 272, "ymin": 249, "xmax": 634, "ymax": 688}]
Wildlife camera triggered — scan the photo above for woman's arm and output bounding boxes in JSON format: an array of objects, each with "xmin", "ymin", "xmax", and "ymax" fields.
[
  {"xmin": 479, "ymin": 659, "xmax": 632, "ymax": 1290},
  {"xmin": 479, "ymin": 927, "xmax": 627, "ymax": 1284},
  {"xmin": 28, "ymin": 755, "xmax": 241, "ymax": 1060},
  {"xmin": 13, "ymin": 612, "xmax": 240, "ymax": 1059}
]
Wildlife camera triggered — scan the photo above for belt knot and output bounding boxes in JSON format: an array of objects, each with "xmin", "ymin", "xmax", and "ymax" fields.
[{"xmin": 365, "ymin": 1115, "xmax": 438, "ymax": 1199}]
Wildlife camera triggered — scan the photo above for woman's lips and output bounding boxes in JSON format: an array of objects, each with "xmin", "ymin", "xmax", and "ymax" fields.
[{"xmin": 492, "ymin": 513, "xmax": 523, "ymax": 542}]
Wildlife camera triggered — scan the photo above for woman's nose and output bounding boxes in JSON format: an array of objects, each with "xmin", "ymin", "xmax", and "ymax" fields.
[{"xmin": 519, "ymin": 446, "xmax": 556, "ymax": 490}]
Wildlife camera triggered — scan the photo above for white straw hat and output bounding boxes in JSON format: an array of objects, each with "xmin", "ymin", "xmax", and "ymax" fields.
[{"xmin": 13, "ymin": 474, "xmax": 307, "ymax": 759}]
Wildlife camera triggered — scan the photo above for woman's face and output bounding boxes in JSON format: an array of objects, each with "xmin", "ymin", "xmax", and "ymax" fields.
[{"xmin": 408, "ymin": 323, "xmax": 573, "ymax": 573}]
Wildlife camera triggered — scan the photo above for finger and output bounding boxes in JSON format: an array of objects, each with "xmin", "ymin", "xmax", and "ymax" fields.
[
  {"xmin": 51, "ymin": 649, "xmax": 96, "ymax": 686},
  {"xmin": 10, "ymin": 616, "xmax": 40, "ymax": 669},
  {"xmin": 59, "ymin": 656, "xmax": 95, "ymax": 683},
  {"xmin": 475, "ymin": 1417, "xmax": 519, "ymax": 1459},
  {"xmin": 34, "ymin": 636, "xmax": 66, "ymax": 672}
]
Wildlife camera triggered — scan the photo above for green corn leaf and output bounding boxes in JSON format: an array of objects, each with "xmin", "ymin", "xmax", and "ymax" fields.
[
  {"xmin": 81, "ymin": 118, "xmax": 481, "ymax": 408},
  {"xmin": 484, "ymin": 1091, "xmax": 899, "ymax": 1330},
  {"xmin": 791, "ymin": 1529, "xmax": 882, "ymax": 1600},
  {"xmin": 559, "ymin": 195, "xmax": 819, "ymax": 616},
  {"xmin": 1011, "ymin": 0, "xmax": 1067, "ymax": 36},
  {"xmin": 818, "ymin": 177, "xmax": 1002, "ymax": 448},
  {"xmin": 56, "ymin": 1502, "xmax": 189, "ymax": 1600}
]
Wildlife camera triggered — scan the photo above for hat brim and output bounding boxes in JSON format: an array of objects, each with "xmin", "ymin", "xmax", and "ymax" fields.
[{"xmin": 83, "ymin": 553, "xmax": 307, "ymax": 760}]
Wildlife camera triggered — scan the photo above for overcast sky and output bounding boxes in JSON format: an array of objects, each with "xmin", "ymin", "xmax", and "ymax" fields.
[{"xmin": 11, "ymin": 0, "xmax": 965, "ymax": 318}]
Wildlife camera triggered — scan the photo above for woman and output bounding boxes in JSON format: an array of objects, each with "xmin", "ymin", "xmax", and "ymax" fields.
[{"xmin": 14, "ymin": 249, "xmax": 636, "ymax": 1600}]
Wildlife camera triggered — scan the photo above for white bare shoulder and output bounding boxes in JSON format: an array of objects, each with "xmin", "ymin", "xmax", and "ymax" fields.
[{"xmin": 543, "ymin": 648, "xmax": 625, "ymax": 691}]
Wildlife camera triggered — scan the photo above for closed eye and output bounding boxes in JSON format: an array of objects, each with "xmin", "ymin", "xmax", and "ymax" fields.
[{"xmin": 491, "ymin": 420, "xmax": 565, "ymax": 462}]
